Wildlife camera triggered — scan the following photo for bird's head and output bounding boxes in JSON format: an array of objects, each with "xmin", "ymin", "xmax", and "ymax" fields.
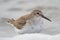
[{"xmin": 32, "ymin": 10, "xmax": 52, "ymax": 22}]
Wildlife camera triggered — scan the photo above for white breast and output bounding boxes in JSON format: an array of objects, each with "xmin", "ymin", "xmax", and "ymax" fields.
[{"xmin": 13, "ymin": 16, "xmax": 43, "ymax": 34}]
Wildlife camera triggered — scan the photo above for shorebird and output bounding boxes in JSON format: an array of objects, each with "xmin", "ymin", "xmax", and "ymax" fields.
[{"xmin": 8, "ymin": 10, "xmax": 51, "ymax": 34}]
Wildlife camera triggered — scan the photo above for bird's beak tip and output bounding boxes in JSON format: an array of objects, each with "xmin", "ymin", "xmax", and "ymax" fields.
[{"xmin": 40, "ymin": 14, "xmax": 52, "ymax": 22}]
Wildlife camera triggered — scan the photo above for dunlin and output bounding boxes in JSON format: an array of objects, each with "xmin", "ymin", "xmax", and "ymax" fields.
[{"xmin": 8, "ymin": 10, "xmax": 51, "ymax": 34}]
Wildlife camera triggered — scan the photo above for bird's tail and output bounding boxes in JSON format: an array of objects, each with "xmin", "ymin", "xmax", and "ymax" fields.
[{"xmin": 0, "ymin": 17, "xmax": 16, "ymax": 25}]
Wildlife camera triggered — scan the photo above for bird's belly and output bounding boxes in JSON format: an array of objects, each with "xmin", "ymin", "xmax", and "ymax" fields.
[{"xmin": 30, "ymin": 18, "xmax": 43, "ymax": 33}]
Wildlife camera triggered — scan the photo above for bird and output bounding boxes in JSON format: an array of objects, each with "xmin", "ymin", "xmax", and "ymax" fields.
[{"xmin": 8, "ymin": 10, "xmax": 51, "ymax": 34}]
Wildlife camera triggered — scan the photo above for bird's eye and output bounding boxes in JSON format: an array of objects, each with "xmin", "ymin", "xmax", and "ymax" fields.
[{"xmin": 37, "ymin": 13, "xmax": 39, "ymax": 14}]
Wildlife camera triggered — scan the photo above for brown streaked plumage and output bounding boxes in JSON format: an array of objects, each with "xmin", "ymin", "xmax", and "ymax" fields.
[{"xmin": 8, "ymin": 10, "xmax": 51, "ymax": 29}]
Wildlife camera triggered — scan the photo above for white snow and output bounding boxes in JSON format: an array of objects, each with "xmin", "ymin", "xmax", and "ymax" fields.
[
  {"xmin": 11, "ymin": 34, "xmax": 60, "ymax": 40},
  {"xmin": 49, "ymin": 34, "xmax": 60, "ymax": 40},
  {"xmin": 0, "ymin": 0, "xmax": 60, "ymax": 40},
  {"xmin": 1, "ymin": 34, "xmax": 60, "ymax": 40},
  {"xmin": 12, "ymin": 33, "xmax": 52, "ymax": 40}
]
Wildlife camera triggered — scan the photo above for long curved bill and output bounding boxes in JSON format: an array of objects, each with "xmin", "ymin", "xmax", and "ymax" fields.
[{"xmin": 40, "ymin": 14, "xmax": 52, "ymax": 22}]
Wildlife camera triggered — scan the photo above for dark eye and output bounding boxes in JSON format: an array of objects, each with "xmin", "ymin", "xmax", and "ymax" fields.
[{"xmin": 37, "ymin": 13, "xmax": 39, "ymax": 14}]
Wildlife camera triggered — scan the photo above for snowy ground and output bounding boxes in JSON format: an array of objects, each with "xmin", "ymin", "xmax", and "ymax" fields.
[{"xmin": 0, "ymin": 0, "xmax": 60, "ymax": 40}]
